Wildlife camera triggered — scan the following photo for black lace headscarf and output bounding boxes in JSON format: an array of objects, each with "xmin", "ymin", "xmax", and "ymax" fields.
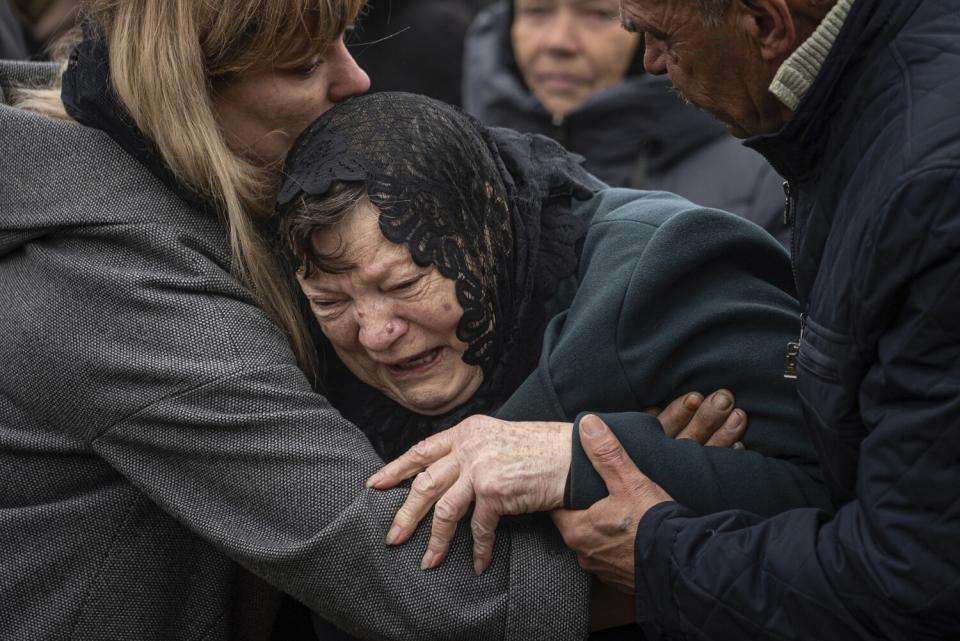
[{"xmin": 277, "ymin": 92, "xmax": 603, "ymax": 459}]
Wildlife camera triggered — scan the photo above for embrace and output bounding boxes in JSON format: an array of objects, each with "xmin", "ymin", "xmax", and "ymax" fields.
[{"xmin": 2, "ymin": 0, "xmax": 958, "ymax": 639}]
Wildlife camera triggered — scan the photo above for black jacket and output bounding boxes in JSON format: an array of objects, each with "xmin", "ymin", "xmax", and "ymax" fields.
[
  {"xmin": 633, "ymin": 0, "xmax": 960, "ymax": 639},
  {"xmin": 463, "ymin": 2, "xmax": 789, "ymax": 245}
]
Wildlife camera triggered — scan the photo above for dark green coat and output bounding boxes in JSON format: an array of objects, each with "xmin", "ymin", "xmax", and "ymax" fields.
[{"xmin": 498, "ymin": 189, "xmax": 830, "ymax": 516}]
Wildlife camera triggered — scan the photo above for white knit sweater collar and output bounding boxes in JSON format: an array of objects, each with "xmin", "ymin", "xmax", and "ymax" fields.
[{"xmin": 770, "ymin": 0, "xmax": 857, "ymax": 111}]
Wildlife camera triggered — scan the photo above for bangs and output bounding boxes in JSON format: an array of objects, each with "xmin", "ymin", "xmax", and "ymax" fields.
[
  {"xmin": 206, "ymin": 0, "xmax": 368, "ymax": 75},
  {"xmin": 280, "ymin": 183, "xmax": 369, "ymax": 277},
  {"xmin": 272, "ymin": 0, "xmax": 368, "ymax": 68}
]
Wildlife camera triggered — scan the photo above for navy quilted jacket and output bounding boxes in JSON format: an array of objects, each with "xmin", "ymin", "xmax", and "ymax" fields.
[{"xmin": 633, "ymin": 0, "xmax": 960, "ymax": 639}]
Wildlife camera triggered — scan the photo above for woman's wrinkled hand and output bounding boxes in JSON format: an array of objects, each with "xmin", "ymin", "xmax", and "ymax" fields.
[{"xmin": 366, "ymin": 416, "xmax": 573, "ymax": 575}]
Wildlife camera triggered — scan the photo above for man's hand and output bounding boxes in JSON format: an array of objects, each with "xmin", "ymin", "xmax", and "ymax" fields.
[
  {"xmin": 552, "ymin": 415, "xmax": 673, "ymax": 593},
  {"xmin": 366, "ymin": 391, "xmax": 743, "ymax": 575},
  {"xmin": 366, "ymin": 417, "xmax": 572, "ymax": 574},
  {"xmin": 650, "ymin": 389, "xmax": 747, "ymax": 448}
]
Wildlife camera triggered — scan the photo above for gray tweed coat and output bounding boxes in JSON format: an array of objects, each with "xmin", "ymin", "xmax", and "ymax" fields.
[{"xmin": 0, "ymin": 61, "xmax": 589, "ymax": 641}]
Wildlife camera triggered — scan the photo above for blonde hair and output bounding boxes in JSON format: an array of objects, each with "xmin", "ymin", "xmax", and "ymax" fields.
[{"xmin": 14, "ymin": 0, "xmax": 366, "ymax": 376}]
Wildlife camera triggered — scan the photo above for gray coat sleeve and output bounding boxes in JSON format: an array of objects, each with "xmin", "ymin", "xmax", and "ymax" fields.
[{"xmin": 77, "ymin": 225, "xmax": 588, "ymax": 640}]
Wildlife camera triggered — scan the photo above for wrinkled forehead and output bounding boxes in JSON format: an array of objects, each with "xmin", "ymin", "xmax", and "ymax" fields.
[
  {"xmin": 307, "ymin": 199, "xmax": 382, "ymax": 257},
  {"xmin": 618, "ymin": 0, "xmax": 668, "ymax": 22},
  {"xmin": 299, "ymin": 201, "xmax": 419, "ymax": 280}
]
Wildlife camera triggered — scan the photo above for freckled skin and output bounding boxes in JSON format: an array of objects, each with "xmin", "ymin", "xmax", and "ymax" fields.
[
  {"xmin": 212, "ymin": 39, "xmax": 370, "ymax": 166},
  {"xmin": 619, "ymin": 0, "xmax": 792, "ymax": 137},
  {"xmin": 297, "ymin": 202, "xmax": 484, "ymax": 415}
]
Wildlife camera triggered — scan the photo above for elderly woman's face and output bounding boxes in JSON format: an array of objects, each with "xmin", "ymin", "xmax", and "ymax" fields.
[
  {"xmin": 213, "ymin": 38, "xmax": 370, "ymax": 167},
  {"xmin": 297, "ymin": 202, "xmax": 484, "ymax": 415}
]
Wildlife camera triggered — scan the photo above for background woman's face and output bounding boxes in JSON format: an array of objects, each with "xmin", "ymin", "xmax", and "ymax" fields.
[
  {"xmin": 213, "ymin": 38, "xmax": 370, "ymax": 167},
  {"xmin": 297, "ymin": 202, "xmax": 484, "ymax": 415},
  {"xmin": 511, "ymin": 0, "xmax": 639, "ymax": 117}
]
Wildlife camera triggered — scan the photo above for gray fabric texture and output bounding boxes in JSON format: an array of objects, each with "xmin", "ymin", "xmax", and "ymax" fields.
[{"xmin": 0, "ymin": 60, "xmax": 589, "ymax": 641}]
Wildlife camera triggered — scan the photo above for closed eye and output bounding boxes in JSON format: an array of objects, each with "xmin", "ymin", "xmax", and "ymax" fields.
[
  {"xmin": 309, "ymin": 298, "xmax": 347, "ymax": 318},
  {"xmin": 389, "ymin": 275, "xmax": 424, "ymax": 293},
  {"xmin": 291, "ymin": 57, "xmax": 324, "ymax": 77}
]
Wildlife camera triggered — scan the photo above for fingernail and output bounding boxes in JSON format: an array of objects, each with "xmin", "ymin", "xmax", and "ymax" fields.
[
  {"xmin": 385, "ymin": 524, "xmax": 404, "ymax": 546},
  {"xmin": 726, "ymin": 409, "xmax": 746, "ymax": 429},
  {"xmin": 474, "ymin": 559, "xmax": 489, "ymax": 575},
  {"xmin": 581, "ymin": 416, "xmax": 604, "ymax": 438},
  {"xmin": 366, "ymin": 472, "xmax": 381, "ymax": 488},
  {"xmin": 421, "ymin": 551, "xmax": 439, "ymax": 570},
  {"xmin": 733, "ymin": 441, "xmax": 746, "ymax": 450},
  {"xmin": 712, "ymin": 392, "xmax": 733, "ymax": 411},
  {"xmin": 683, "ymin": 393, "xmax": 703, "ymax": 411}
]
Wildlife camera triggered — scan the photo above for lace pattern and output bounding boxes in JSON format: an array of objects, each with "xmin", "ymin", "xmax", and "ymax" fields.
[
  {"xmin": 278, "ymin": 93, "xmax": 604, "ymax": 456},
  {"xmin": 281, "ymin": 94, "xmax": 518, "ymax": 371}
]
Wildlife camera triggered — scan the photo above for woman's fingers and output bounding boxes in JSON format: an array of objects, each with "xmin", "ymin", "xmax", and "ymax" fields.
[
  {"xmin": 384, "ymin": 454, "xmax": 460, "ymax": 546},
  {"xmin": 674, "ymin": 389, "xmax": 737, "ymax": 444},
  {"xmin": 652, "ymin": 392, "xmax": 704, "ymax": 437},
  {"xmin": 704, "ymin": 409, "xmax": 748, "ymax": 448},
  {"xmin": 367, "ymin": 432, "xmax": 453, "ymax": 489},
  {"xmin": 420, "ymin": 478, "xmax": 475, "ymax": 570},
  {"xmin": 470, "ymin": 501, "xmax": 502, "ymax": 575},
  {"xmin": 375, "ymin": 417, "xmax": 574, "ymax": 574}
]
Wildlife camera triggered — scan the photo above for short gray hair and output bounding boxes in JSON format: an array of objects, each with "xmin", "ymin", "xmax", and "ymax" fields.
[{"xmin": 693, "ymin": 0, "xmax": 732, "ymax": 26}]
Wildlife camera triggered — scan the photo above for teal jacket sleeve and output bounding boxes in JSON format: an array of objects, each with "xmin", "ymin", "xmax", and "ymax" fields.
[{"xmin": 496, "ymin": 189, "xmax": 830, "ymax": 516}]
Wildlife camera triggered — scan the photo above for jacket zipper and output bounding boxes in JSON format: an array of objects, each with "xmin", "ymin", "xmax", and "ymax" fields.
[
  {"xmin": 782, "ymin": 180, "xmax": 794, "ymax": 226},
  {"xmin": 783, "ymin": 180, "xmax": 807, "ymax": 379},
  {"xmin": 783, "ymin": 312, "xmax": 807, "ymax": 379}
]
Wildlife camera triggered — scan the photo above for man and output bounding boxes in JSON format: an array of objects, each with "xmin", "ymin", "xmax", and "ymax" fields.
[
  {"xmin": 463, "ymin": 0, "xmax": 789, "ymax": 243},
  {"xmin": 372, "ymin": 0, "xmax": 960, "ymax": 638}
]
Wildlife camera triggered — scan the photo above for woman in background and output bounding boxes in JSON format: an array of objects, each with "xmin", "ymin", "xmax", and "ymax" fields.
[{"xmin": 463, "ymin": 0, "xmax": 789, "ymax": 244}]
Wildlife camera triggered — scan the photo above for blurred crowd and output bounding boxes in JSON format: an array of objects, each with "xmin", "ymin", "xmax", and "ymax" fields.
[{"xmin": 1, "ymin": 0, "xmax": 788, "ymax": 244}]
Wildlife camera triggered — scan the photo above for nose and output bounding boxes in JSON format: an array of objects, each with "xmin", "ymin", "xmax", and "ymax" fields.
[
  {"xmin": 642, "ymin": 35, "xmax": 669, "ymax": 75},
  {"xmin": 542, "ymin": 10, "xmax": 581, "ymax": 54},
  {"xmin": 327, "ymin": 39, "xmax": 371, "ymax": 103},
  {"xmin": 356, "ymin": 302, "xmax": 409, "ymax": 352}
]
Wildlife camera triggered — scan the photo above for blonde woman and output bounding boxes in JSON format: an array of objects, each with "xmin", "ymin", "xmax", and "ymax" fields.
[{"xmin": 0, "ymin": 2, "xmax": 602, "ymax": 639}]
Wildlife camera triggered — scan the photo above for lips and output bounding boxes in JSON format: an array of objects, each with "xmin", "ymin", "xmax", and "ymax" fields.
[
  {"xmin": 536, "ymin": 73, "xmax": 589, "ymax": 91},
  {"xmin": 384, "ymin": 347, "xmax": 443, "ymax": 377}
]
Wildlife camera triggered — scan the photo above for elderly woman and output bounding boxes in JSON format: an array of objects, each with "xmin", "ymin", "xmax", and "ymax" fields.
[
  {"xmin": 277, "ymin": 93, "xmax": 831, "ymax": 585},
  {"xmin": 0, "ymin": 3, "xmax": 611, "ymax": 640}
]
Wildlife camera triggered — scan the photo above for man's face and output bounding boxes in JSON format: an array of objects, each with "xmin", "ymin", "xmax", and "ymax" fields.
[
  {"xmin": 619, "ymin": 0, "xmax": 767, "ymax": 137},
  {"xmin": 512, "ymin": 0, "xmax": 640, "ymax": 117}
]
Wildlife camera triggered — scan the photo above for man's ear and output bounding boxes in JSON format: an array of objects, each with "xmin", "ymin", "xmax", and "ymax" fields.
[{"xmin": 737, "ymin": 0, "xmax": 797, "ymax": 61}]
